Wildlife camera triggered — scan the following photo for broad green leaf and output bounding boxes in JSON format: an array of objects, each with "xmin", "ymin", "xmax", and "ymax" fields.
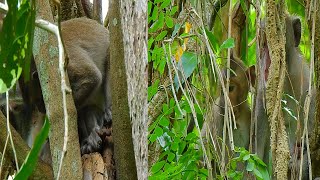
[
  {"xmin": 173, "ymin": 52, "xmax": 198, "ymax": 90},
  {"xmin": 256, "ymin": 164, "xmax": 270, "ymax": 180},
  {"xmin": 167, "ymin": 152, "xmax": 175, "ymax": 162},
  {"xmin": 170, "ymin": 6, "xmax": 178, "ymax": 15},
  {"xmin": 148, "ymin": 37, "xmax": 154, "ymax": 49},
  {"xmin": 151, "ymin": 6, "xmax": 159, "ymax": 21},
  {"xmin": 160, "ymin": 0, "xmax": 171, "ymax": 9},
  {"xmin": 155, "ymin": 127, "xmax": 164, "ymax": 137},
  {"xmin": 165, "ymin": 16, "xmax": 174, "ymax": 28},
  {"xmin": 162, "ymin": 103, "xmax": 169, "ymax": 113},
  {"xmin": 243, "ymin": 154, "xmax": 250, "ymax": 161},
  {"xmin": 171, "ymin": 24, "xmax": 181, "ymax": 37},
  {"xmin": 0, "ymin": 0, "xmax": 35, "ymax": 93},
  {"xmin": 15, "ymin": 117, "xmax": 50, "ymax": 179},
  {"xmin": 246, "ymin": 160, "xmax": 254, "ymax": 171},
  {"xmin": 220, "ymin": 38, "xmax": 235, "ymax": 50},
  {"xmin": 155, "ymin": 30, "xmax": 167, "ymax": 41},
  {"xmin": 151, "ymin": 160, "xmax": 166, "ymax": 174},
  {"xmin": 171, "ymin": 142, "xmax": 179, "ymax": 152},
  {"xmin": 253, "ymin": 168, "xmax": 263, "ymax": 179},
  {"xmin": 185, "ymin": 132, "xmax": 196, "ymax": 141},
  {"xmin": 148, "ymin": 79, "xmax": 159, "ymax": 101},
  {"xmin": 204, "ymin": 28, "xmax": 219, "ymax": 52},
  {"xmin": 159, "ymin": 117, "xmax": 170, "ymax": 127},
  {"xmin": 149, "ymin": 134, "xmax": 158, "ymax": 143},
  {"xmin": 148, "ymin": 1, "xmax": 152, "ymax": 16}
]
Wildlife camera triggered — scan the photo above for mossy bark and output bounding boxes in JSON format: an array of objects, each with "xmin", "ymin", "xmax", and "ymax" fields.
[{"xmin": 265, "ymin": 0, "xmax": 289, "ymax": 179}]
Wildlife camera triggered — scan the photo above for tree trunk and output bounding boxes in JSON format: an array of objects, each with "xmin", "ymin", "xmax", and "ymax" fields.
[
  {"xmin": 33, "ymin": 0, "xmax": 82, "ymax": 179},
  {"xmin": 109, "ymin": 0, "xmax": 147, "ymax": 179},
  {"xmin": 307, "ymin": 0, "xmax": 320, "ymax": 177},
  {"xmin": 265, "ymin": 0, "xmax": 289, "ymax": 179}
]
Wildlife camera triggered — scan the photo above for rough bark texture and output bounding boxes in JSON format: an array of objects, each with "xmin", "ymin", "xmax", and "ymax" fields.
[
  {"xmin": 265, "ymin": 0, "xmax": 289, "ymax": 179},
  {"xmin": 308, "ymin": 0, "xmax": 320, "ymax": 177},
  {"xmin": 0, "ymin": 111, "xmax": 53, "ymax": 179},
  {"xmin": 93, "ymin": 0, "xmax": 102, "ymax": 23},
  {"xmin": 82, "ymin": 153, "xmax": 106, "ymax": 180},
  {"xmin": 60, "ymin": 0, "xmax": 86, "ymax": 21},
  {"xmin": 119, "ymin": 1, "xmax": 148, "ymax": 178},
  {"xmin": 33, "ymin": 0, "xmax": 82, "ymax": 179},
  {"xmin": 109, "ymin": 0, "xmax": 147, "ymax": 179}
]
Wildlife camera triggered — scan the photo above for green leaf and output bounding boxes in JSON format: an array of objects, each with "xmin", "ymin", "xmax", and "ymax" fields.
[
  {"xmin": 171, "ymin": 142, "xmax": 179, "ymax": 152},
  {"xmin": 151, "ymin": 160, "xmax": 166, "ymax": 174},
  {"xmin": 170, "ymin": 6, "xmax": 178, "ymax": 15},
  {"xmin": 148, "ymin": 1, "xmax": 152, "ymax": 16},
  {"xmin": 246, "ymin": 160, "xmax": 255, "ymax": 171},
  {"xmin": 204, "ymin": 28, "xmax": 219, "ymax": 52},
  {"xmin": 160, "ymin": 0, "xmax": 171, "ymax": 9},
  {"xmin": 0, "ymin": 0, "xmax": 35, "ymax": 93},
  {"xmin": 173, "ymin": 52, "xmax": 198, "ymax": 90},
  {"xmin": 158, "ymin": 57, "xmax": 166, "ymax": 74},
  {"xmin": 159, "ymin": 117, "xmax": 170, "ymax": 127},
  {"xmin": 178, "ymin": 141, "xmax": 186, "ymax": 154},
  {"xmin": 148, "ymin": 37, "xmax": 154, "ymax": 49},
  {"xmin": 185, "ymin": 132, "xmax": 196, "ymax": 141},
  {"xmin": 15, "ymin": 117, "xmax": 50, "ymax": 179},
  {"xmin": 162, "ymin": 103, "xmax": 169, "ymax": 113},
  {"xmin": 220, "ymin": 38, "xmax": 235, "ymax": 50},
  {"xmin": 256, "ymin": 164, "xmax": 270, "ymax": 180},
  {"xmin": 165, "ymin": 16, "xmax": 174, "ymax": 28},
  {"xmin": 155, "ymin": 127, "xmax": 164, "ymax": 137},
  {"xmin": 167, "ymin": 152, "xmax": 175, "ymax": 162},
  {"xmin": 148, "ymin": 79, "xmax": 159, "ymax": 101},
  {"xmin": 154, "ymin": 0, "xmax": 163, "ymax": 3},
  {"xmin": 243, "ymin": 154, "xmax": 250, "ymax": 161},
  {"xmin": 171, "ymin": 24, "xmax": 181, "ymax": 37},
  {"xmin": 151, "ymin": 6, "xmax": 159, "ymax": 21},
  {"xmin": 253, "ymin": 168, "xmax": 263, "ymax": 179},
  {"xmin": 155, "ymin": 30, "xmax": 167, "ymax": 41},
  {"xmin": 149, "ymin": 134, "xmax": 158, "ymax": 143}
]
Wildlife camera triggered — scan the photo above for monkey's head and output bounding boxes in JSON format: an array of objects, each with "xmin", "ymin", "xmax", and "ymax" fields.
[
  {"xmin": 285, "ymin": 16, "xmax": 301, "ymax": 49},
  {"xmin": 225, "ymin": 55, "xmax": 255, "ymax": 118}
]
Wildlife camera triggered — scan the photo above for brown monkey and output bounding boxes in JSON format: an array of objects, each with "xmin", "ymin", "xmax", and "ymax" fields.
[
  {"xmin": 60, "ymin": 17, "xmax": 112, "ymax": 154},
  {"xmin": 0, "ymin": 94, "xmax": 52, "ymax": 165},
  {"xmin": 202, "ymin": 55, "xmax": 254, "ymax": 173},
  {"xmin": 1, "ymin": 17, "xmax": 112, "ymax": 155},
  {"xmin": 256, "ymin": 15, "xmax": 315, "ymax": 179}
]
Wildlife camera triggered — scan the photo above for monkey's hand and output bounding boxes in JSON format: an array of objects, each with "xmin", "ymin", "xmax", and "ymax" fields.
[{"xmin": 80, "ymin": 127, "xmax": 103, "ymax": 155}]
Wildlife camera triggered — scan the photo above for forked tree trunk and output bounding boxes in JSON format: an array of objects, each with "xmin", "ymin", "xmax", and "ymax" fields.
[{"xmin": 33, "ymin": 0, "xmax": 82, "ymax": 179}]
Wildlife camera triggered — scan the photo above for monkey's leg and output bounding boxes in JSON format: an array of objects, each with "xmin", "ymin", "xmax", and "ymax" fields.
[{"xmin": 79, "ymin": 106, "xmax": 104, "ymax": 154}]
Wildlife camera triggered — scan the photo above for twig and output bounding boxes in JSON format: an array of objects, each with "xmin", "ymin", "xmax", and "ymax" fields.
[{"xmin": 6, "ymin": 92, "xmax": 19, "ymax": 171}]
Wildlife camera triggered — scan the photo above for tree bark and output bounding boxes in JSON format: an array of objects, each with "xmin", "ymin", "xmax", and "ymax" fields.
[
  {"xmin": 33, "ymin": 0, "xmax": 82, "ymax": 179},
  {"xmin": 93, "ymin": 0, "xmax": 102, "ymax": 23},
  {"xmin": 109, "ymin": 0, "xmax": 147, "ymax": 179},
  {"xmin": 265, "ymin": 0, "xmax": 289, "ymax": 179},
  {"xmin": 307, "ymin": 0, "xmax": 320, "ymax": 177}
]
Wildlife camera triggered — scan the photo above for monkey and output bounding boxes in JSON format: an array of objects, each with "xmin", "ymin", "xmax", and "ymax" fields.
[
  {"xmin": 0, "ymin": 93, "xmax": 52, "ymax": 165},
  {"xmin": 201, "ymin": 54, "xmax": 255, "ymax": 175},
  {"xmin": 256, "ymin": 15, "xmax": 315, "ymax": 179},
  {"xmin": 0, "ymin": 17, "xmax": 111, "ymax": 156},
  {"xmin": 60, "ymin": 17, "xmax": 112, "ymax": 155}
]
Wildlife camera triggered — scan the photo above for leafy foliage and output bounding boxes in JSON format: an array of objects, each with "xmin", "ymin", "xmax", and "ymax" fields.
[
  {"xmin": 149, "ymin": 98, "xmax": 206, "ymax": 179},
  {"xmin": 225, "ymin": 147, "xmax": 270, "ymax": 180},
  {"xmin": 0, "ymin": 0, "xmax": 36, "ymax": 93},
  {"xmin": 148, "ymin": 0, "xmax": 308, "ymax": 179}
]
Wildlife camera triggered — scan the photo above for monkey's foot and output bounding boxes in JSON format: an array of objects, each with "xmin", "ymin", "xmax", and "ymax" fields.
[{"xmin": 80, "ymin": 130, "xmax": 103, "ymax": 155}]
